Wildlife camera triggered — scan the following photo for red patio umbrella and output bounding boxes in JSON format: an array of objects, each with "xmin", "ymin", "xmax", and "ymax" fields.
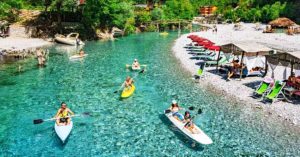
[
  {"xmin": 193, "ymin": 38, "xmax": 208, "ymax": 42},
  {"xmin": 207, "ymin": 45, "xmax": 220, "ymax": 51},
  {"xmin": 199, "ymin": 41, "xmax": 214, "ymax": 46},
  {"xmin": 187, "ymin": 35, "xmax": 197, "ymax": 38}
]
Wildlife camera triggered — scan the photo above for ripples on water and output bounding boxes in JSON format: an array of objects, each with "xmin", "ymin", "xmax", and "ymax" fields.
[{"xmin": 0, "ymin": 33, "xmax": 299, "ymax": 156}]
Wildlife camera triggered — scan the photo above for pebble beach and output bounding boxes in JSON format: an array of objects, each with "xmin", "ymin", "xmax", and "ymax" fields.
[{"xmin": 172, "ymin": 23, "xmax": 300, "ymax": 127}]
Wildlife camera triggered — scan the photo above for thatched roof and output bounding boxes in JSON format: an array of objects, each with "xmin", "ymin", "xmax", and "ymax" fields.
[
  {"xmin": 266, "ymin": 51, "xmax": 300, "ymax": 69},
  {"xmin": 220, "ymin": 41, "xmax": 273, "ymax": 56},
  {"xmin": 269, "ymin": 17, "xmax": 296, "ymax": 28}
]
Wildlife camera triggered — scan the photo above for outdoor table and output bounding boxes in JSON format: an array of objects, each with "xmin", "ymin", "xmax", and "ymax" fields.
[{"xmin": 283, "ymin": 86, "xmax": 296, "ymax": 98}]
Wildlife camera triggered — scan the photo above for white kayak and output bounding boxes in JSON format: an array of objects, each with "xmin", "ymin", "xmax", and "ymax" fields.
[
  {"xmin": 126, "ymin": 64, "xmax": 146, "ymax": 71},
  {"xmin": 164, "ymin": 109, "xmax": 213, "ymax": 145},
  {"xmin": 69, "ymin": 54, "xmax": 88, "ymax": 60},
  {"xmin": 132, "ymin": 66, "xmax": 141, "ymax": 70},
  {"xmin": 54, "ymin": 121, "xmax": 73, "ymax": 143}
]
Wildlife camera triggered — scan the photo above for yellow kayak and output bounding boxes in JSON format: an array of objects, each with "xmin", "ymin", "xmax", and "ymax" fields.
[
  {"xmin": 121, "ymin": 84, "xmax": 135, "ymax": 98},
  {"xmin": 159, "ymin": 32, "xmax": 169, "ymax": 36}
]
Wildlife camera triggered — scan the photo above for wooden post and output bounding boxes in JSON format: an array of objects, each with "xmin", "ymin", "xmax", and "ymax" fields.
[
  {"xmin": 216, "ymin": 49, "xmax": 221, "ymax": 73},
  {"xmin": 239, "ymin": 52, "xmax": 245, "ymax": 80},
  {"xmin": 262, "ymin": 56, "xmax": 268, "ymax": 77},
  {"xmin": 291, "ymin": 61, "xmax": 294, "ymax": 76},
  {"xmin": 157, "ymin": 23, "xmax": 159, "ymax": 32}
]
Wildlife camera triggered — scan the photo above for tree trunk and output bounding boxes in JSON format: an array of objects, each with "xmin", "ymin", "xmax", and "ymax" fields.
[{"xmin": 56, "ymin": 0, "xmax": 63, "ymax": 34}]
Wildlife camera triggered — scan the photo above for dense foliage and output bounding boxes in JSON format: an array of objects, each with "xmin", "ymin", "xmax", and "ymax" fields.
[
  {"xmin": 191, "ymin": 0, "xmax": 291, "ymax": 23},
  {"xmin": 0, "ymin": 0, "xmax": 299, "ymax": 33}
]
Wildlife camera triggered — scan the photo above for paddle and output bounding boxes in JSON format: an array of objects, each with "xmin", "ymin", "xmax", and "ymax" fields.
[
  {"xmin": 188, "ymin": 106, "xmax": 202, "ymax": 115},
  {"xmin": 33, "ymin": 112, "xmax": 90, "ymax": 124},
  {"xmin": 113, "ymin": 69, "xmax": 145, "ymax": 93},
  {"xmin": 113, "ymin": 82, "xmax": 125, "ymax": 93}
]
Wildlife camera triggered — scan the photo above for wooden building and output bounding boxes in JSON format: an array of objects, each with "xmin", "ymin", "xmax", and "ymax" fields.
[{"xmin": 199, "ymin": 6, "xmax": 217, "ymax": 17}]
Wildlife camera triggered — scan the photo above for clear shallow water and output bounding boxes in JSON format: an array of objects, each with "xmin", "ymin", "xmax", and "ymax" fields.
[{"xmin": 0, "ymin": 33, "xmax": 299, "ymax": 156}]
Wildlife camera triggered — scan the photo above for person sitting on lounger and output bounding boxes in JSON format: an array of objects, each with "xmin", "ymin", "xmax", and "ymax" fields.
[
  {"xmin": 169, "ymin": 100, "xmax": 184, "ymax": 121},
  {"xmin": 288, "ymin": 72, "xmax": 296, "ymax": 84},
  {"xmin": 286, "ymin": 72, "xmax": 300, "ymax": 86},
  {"xmin": 227, "ymin": 59, "xmax": 240, "ymax": 81},
  {"xmin": 250, "ymin": 67, "xmax": 263, "ymax": 72}
]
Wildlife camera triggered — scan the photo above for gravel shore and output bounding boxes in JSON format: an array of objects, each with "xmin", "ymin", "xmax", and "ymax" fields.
[
  {"xmin": 172, "ymin": 23, "xmax": 300, "ymax": 127},
  {"xmin": 0, "ymin": 37, "xmax": 50, "ymax": 52}
]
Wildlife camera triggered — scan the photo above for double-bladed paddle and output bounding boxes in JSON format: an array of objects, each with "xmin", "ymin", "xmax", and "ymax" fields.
[
  {"xmin": 113, "ymin": 69, "xmax": 145, "ymax": 93},
  {"xmin": 33, "ymin": 112, "xmax": 90, "ymax": 124},
  {"xmin": 188, "ymin": 106, "xmax": 202, "ymax": 115}
]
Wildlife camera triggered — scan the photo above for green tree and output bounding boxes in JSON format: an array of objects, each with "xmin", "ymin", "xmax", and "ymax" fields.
[
  {"xmin": 83, "ymin": 0, "xmax": 134, "ymax": 30},
  {"xmin": 163, "ymin": 0, "xmax": 195, "ymax": 20},
  {"xmin": 135, "ymin": 11, "xmax": 152, "ymax": 24},
  {"xmin": 151, "ymin": 8, "xmax": 164, "ymax": 21}
]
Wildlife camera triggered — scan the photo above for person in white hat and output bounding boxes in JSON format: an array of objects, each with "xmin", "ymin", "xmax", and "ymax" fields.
[
  {"xmin": 169, "ymin": 100, "xmax": 184, "ymax": 121},
  {"xmin": 132, "ymin": 58, "xmax": 140, "ymax": 69}
]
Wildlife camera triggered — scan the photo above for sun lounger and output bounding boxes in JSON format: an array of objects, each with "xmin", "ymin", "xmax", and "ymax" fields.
[
  {"xmin": 184, "ymin": 45, "xmax": 204, "ymax": 49},
  {"xmin": 195, "ymin": 56, "xmax": 228, "ymax": 67},
  {"xmin": 263, "ymin": 81, "xmax": 288, "ymax": 104},
  {"xmin": 188, "ymin": 51, "xmax": 211, "ymax": 55},
  {"xmin": 190, "ymin": 53, "xmax": 216, "ymax": 61},
  {"xmin": 235, "ymin": 70, "xmax": 265, "ymax": 77},
  {"xmin": 207, "ymin": 56, "xmax": 228, "ymax": 66},
  {"xmin": 252, "ymin": 80, "xmax": 272, "ymax": 98},
  {"xmin": 186, "ymin": 48, "xmax": 206, "ymax": 52}
]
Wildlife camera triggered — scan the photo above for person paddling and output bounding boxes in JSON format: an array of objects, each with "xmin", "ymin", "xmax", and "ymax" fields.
[
  {"xmin": 132, "ymin": 59, "xmax": 140, "ymax": 69},
  {"xmin": 169, "ymin": 100, "xmax": 184, "ymax": 121},
  {"xmin": 124, "ymin": 76, "xmax": 134, "ymax": 88},
  {"xmin": 183, "ymin": 111, "xmax": 196, "ymax": 134},
  {"xmin": 55, "ymin": 102, "xmax": 74, "ymax": 126}
]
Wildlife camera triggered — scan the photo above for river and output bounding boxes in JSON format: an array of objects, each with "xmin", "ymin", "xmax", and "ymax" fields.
[{"xmin": 0, "ymin": 33, "xmax": 299, "ymax": 156}]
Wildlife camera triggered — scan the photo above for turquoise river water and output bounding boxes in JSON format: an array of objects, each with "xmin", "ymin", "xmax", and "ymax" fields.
[{"xmin": 0, "ymin": 33, "xmax": 299, "ymax": 156}]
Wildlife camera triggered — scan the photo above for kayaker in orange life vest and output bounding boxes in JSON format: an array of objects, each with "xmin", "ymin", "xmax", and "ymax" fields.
[
  {"xmin": 55, "ymin": 102, "xmax": 74, "ymax": 126},
  {"xmin": 124, "ymin": 76, "xmax": 134, "ymax": 88}
]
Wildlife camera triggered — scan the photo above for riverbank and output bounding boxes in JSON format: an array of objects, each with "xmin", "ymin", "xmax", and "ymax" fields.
[
  {"xmin": 0, "ymin": 37, "xmax": 51, "ymax": 51},
  {"xmin": 172, "ymin": 23, "xmax": 300, "ymax": 127},
  {"xmin": 1, "ymin": 32, "xmax": 300, "ymax": 156},
  {"xmin": 0, "ymin": 34, "xmax": 51, "ymax": 63}
]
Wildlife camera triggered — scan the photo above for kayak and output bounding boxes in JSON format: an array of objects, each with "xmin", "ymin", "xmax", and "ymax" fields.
[
  {"xmin": 121, "ymin": 84, "xmax": 135, "ymax": 98},
  {"xmin": 164, "ymin": 109, "xmax": 213, "ymax": 145},
  {"xmin": 126, "ymin": 64, "xmax": 146, "ymax": 71},
  {"xmin": 159, "ymin": 32, "xmax": 169, "ymax": 36},
  {"xmin": 132, "ymin": 66, "xmax": 141, "ymax": 70},
  {"xmin": 54, "ymin": 121, "xmax": 73, "ymax": 143},
  {"xmin": 69, "ymin": 54, "xmax": 88, "ymax": 60}
]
